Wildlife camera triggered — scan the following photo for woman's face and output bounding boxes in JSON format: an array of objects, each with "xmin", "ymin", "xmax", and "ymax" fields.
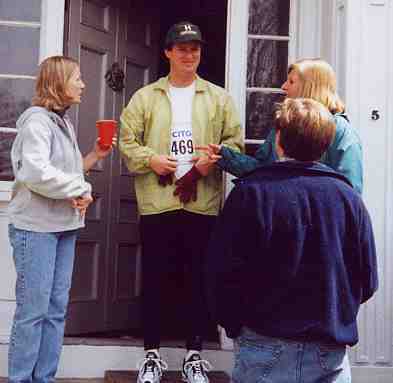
[
  {"xmin": 281, "ymin": 70, "xmax": 302, "ymax": 98},
  {"xmin": 66, "ymin": 67, "xmax": 85, "ymax": 105}
]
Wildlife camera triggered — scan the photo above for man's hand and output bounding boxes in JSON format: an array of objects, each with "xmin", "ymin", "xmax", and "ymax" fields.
[
  {"xmin": 70, "ymin": 195, "xmax": 94, "ymax": 218},
  {"xmin": 193, "ymin": 155, "xmax": 215, "ymax": 176},
  {"xmin": 150, "ymin": 154, "xmax": 177, "ymax": 175},
  {"xmin": 173, "ymin": 166, "xmax": 202, "ymax": 203}
]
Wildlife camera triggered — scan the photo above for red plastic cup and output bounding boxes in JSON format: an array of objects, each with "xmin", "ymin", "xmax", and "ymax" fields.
[{"xmin": 96, "ymin": 120, "xmax": 117, "ymax": 150}]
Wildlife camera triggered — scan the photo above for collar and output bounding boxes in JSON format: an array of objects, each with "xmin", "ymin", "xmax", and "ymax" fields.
[
  {"xmin": 154, "ymin": 75, "xmax": 207, "ymax": 93},
  {"xmin": 51, "ymin": 106, "xmax": 70, "ymax": 118},
  {"xmin": 237, "ymin": 160, "xmax": 354, "ymax": 189}
]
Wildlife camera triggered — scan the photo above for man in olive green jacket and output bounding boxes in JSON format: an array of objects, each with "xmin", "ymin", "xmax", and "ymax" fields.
[{"xmin": 119, "ymin": 21, "xmax": 243, "ymax": 383}]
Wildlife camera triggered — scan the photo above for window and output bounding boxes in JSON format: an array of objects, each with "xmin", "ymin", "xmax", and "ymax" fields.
[
  {"xmin": 245, "ymin": 0, "xmax": 290, "ymax": 155},
  {"xmin": 0, "ymin": 0, "xmax": 41, "ymax": 181}
]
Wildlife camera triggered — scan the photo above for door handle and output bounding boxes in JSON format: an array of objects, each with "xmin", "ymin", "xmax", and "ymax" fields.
[{"xmin": 105, "ymin": 62, "xmax": 125, "ymax": 92}]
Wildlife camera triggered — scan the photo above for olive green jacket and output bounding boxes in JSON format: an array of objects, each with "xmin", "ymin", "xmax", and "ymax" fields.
[{"xmin": 119, "ymin": 76, "xmax": 243, "ymax": 215}]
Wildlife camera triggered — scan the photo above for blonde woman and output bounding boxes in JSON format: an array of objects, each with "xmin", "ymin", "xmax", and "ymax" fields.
[
  {"xmin": 199, "ymin": 58, "xmax": 363, "ymax": 194},
  {"xmin": 7, "ymin": 56, "xmax": 114, "ymax": 383}
]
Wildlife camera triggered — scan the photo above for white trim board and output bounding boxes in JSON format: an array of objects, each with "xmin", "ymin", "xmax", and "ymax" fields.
[
  {"xmin": 39, "ymin": 0, "xmax": 65, "ymax": 62},
  {"xmin": 225, "ymin": 0, "xmax": 249, "ymax": 128}
]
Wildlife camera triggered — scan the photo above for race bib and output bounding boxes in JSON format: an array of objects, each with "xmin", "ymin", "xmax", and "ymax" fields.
[
  {"xmin": 168, "ymin": 82, "xmax": 196, "ymax": 179},
  {"xmin": 170, "ymin": 122, "xmax": 194, "ymax": 179}
]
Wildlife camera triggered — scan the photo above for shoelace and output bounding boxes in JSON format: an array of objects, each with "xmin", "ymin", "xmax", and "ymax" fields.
[
  {"xmin": 184, "ymin": 359, "xmax": 212, "ymax": 378},
  {"xmin": 137, "ymin": 356, "xmax": 168, "ymax": 378}
]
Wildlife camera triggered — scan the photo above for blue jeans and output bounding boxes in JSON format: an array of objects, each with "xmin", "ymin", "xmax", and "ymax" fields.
[
  {"xmin": 232, "ymin": 327, "xmax": 351, "ymax": 383},
  {"xmin": 8, "ymin": 225, "xmax": 78, "ymax": 383}
]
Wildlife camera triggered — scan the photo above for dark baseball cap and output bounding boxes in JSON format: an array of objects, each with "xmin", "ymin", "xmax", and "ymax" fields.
[{"xmin": 165, "ymin": 21, "xmax": 204, "ymax": 48}]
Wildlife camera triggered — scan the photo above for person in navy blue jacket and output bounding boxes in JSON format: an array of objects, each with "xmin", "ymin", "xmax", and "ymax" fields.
[{"xmin": 205, "ymin": 98, "xmax": 378, "ymax": 383}]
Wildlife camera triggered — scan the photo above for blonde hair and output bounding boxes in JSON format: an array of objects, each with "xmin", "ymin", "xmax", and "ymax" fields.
[
  {"xmin": 32, "ymin": 55, "xmax": 79, "ymax": 111},
  {"xmin": 275, "ymin": 98, "xmax": 336, "ymax": 161},
  {"xmin": 288, "ymin": 58, "xmax": 345, "ymax": 114}
]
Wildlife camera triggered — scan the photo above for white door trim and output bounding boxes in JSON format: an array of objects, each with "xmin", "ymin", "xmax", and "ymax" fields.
[
  {"xmin": 225, "ymin": 0, "xmax": 249, "ymax": 129},
  {"xmin": 223, "ymin": 0, "xmax": 304, "ymax": 200},
  {"xmin": 40, "ymin": 0, "xmax": 65, "ymax": 62}
]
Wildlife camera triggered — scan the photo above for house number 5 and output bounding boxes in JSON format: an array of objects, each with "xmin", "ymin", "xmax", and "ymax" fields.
[{"xmin": 371, "ymin": 110, "xmax": 380, "ymax": 121}]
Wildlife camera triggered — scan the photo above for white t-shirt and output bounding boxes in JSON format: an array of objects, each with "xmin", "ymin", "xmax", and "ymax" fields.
[{"xmin": 169, "ymin": 82, "xmax": 196, "ymax": 179}]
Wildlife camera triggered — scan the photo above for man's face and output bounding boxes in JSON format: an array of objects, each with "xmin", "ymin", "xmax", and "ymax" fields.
[{"xmin": 165, "ymin": 41, "xmax": 201, "ymax": 76}]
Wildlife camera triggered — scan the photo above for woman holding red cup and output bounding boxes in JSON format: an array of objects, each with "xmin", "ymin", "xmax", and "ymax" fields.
[{"xmin": 7, "ymin": 55, "xmax": 115, "ymax": 383}]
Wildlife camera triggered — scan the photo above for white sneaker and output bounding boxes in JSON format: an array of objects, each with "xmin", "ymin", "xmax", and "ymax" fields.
[
  {"xmin": 137, "ymin": 351, "xmax": 168, "ymax": 383},
  {"xmin": 182, "ymin": 352, "xmax": 212, "ymax": 383}
]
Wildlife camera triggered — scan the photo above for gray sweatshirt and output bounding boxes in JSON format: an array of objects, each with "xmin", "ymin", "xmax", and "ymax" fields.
[{"xmin": 8, "ymin": 106, "xmax": 92, "ymax": 232}]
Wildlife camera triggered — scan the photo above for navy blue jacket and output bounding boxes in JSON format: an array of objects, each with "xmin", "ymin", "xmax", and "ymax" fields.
[{"xmin": 206, "ymin": 161, "xmax": 378, "ymax": 345}]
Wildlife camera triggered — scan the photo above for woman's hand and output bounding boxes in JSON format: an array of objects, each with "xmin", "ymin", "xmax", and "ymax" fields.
[
  {"xmin": 70, "ymin": 194, "xmax": 93, "ymax": 218},
  {"xmin": 195, "ymin": 144, "xmax": 222, "ymax": 163},
  {"xmin": 94, "ymin": 135, "xmax": 117, "ymax": 159},
  {"xmin": 83, "ymin": 135, "xmax": 117, "ymax": 172}
]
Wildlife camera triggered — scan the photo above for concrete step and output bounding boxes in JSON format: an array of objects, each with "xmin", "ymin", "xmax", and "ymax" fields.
[
  {"xmin": 105, "ymin": 370, "xmax": 230, "ymax": 383},
  {"xmin": 0, "ymin": 380, "xmax": 104, "ymax": 383},
  {"xmin": 0, "ymin": 344, "xmax": 234, "ymax": 378}
]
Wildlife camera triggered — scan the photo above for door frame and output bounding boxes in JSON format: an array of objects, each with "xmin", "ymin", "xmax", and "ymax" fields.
[
  {"xmin": 223, "ymin": 0, "xmax": 300, "ymax": 197},
  {"xmin": 44, "ymin": 0, "xmax": 249, "ymax": 348},
  {"xmin": 40, "ymin": 0, "xmax": 65, "ymax": 61},
  {"xmin": 43, "ymin": 0, "xmax": 307, "ymax": 349}
]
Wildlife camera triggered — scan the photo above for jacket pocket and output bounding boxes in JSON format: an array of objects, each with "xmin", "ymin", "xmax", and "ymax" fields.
[{"xmin": 9, "ymin": 187, "xmax": 32, "ymax": 214}]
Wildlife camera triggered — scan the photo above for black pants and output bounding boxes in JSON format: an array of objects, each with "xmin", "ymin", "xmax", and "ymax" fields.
[{"xmin": 140, "ymin": 210, "xmax": 216, "ymax": 351}]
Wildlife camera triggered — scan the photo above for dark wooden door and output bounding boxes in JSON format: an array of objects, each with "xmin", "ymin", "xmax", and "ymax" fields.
[
  {"xmin": 65, "ymin": 0, "xmax": 159, "ymax": 334},
  {"xmin": 106, "ymin": 0, "xmax": 160, "ymax": 331}
]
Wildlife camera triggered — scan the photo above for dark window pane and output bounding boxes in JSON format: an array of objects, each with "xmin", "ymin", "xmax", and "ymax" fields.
[
  {"xmin": 0, "ymin": 78, "xmax": 34, "ymax": 128},
  {"xmin": 248, "ymin": 0, "xmax": 290, "ymax": 36},
  {"xmin": 247, "ymin": 38, "xmax": 288, "ymax": 88},
  {"xmin": 0, "ymin": 26, "xmax": 40, "ymax": 76},
  {"xmin": 246, "ymin": 91, "xmax": 284, "ymax": 140},
  {"xmin": 0, "ymin": 128, "xmax": 17, "ymax": 181},
  {"xmin": 0, "ymin": 0, "xmax": 42, "ymax": 22},
  {"xmin": 0, "ymin": 78, "xmax": 34, "ymax": 181}
]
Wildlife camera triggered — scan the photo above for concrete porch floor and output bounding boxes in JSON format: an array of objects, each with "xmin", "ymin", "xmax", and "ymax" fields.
[
  {"xmin": 2, "ymin": 338, "xmax": 393, "ymax": 382},
  {"xmin": 0, "ymin": 380, "xmax": 104, "ymax": 383},
  {"xmin": 0, "ymin": 337, "xmax": 234, "ymax": 379}
]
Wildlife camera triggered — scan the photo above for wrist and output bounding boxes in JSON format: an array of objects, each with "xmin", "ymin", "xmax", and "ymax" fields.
[
  {"xmin": 91, "ymin": 150, "xmax": 101, "ymax": 161},
  {"xmin": 148, "ymin": 154, "xmax": 158, "ymax": 173}
]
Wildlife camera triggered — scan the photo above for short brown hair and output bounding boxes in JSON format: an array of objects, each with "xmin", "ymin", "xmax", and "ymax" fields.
[
  {"xmin": 32, "ymin": 55, "xmax": 79, "ymax": 111},
  {"xmin": 275, "ymin": 98, "xmax": 336, "ymax": 161},
  {"xmin": 288, "ymin": 58, "xmax": 345, "ymax": 114}
]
